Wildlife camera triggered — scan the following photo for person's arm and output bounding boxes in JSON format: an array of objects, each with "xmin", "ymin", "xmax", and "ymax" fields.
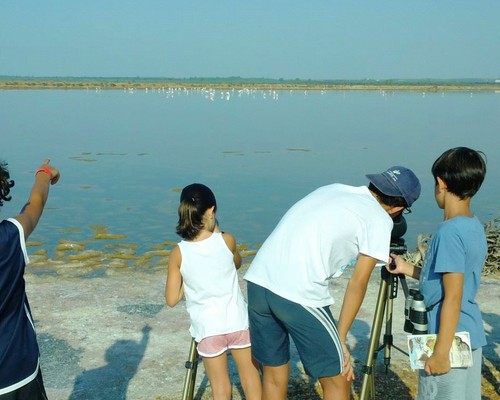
[
  {"xmin": 386, "ymin": 253, "xmax": 421, "ymax": 280},
  {"xmin": 336, "ymin": 253, "xmax": 378, "ymax": 380},
  {"xmin": 14, "ymin": 160, "xmax": 60, "ymax": 240},
  {"xmin": 222, "ymin": 232, "xmax": 242, "ymax": 269},
  {"xmin": 424, "ymin": 272, "xmax": 463, "ymax": 375},
  {"xmin": 165, "ymin": 245, "xmax": 184, "ymax": 307}
]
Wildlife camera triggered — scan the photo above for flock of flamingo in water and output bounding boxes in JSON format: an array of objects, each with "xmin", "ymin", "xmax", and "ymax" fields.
[{"xmin": 89, "ymin": 85, "xmax": 477, "ymax": 100}]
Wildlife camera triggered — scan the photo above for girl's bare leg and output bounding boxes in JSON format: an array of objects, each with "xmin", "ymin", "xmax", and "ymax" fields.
[
  {"xmin": 231, "ymin": 347, "xmax": 262, "ymax": 400},
  {"xmin": 203, "ymin": 353, "xmax": 232, "ymax": 400}
]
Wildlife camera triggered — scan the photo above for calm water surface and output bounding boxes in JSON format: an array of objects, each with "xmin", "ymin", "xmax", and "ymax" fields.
[{"xmin": 1, "ymin": 89, "xmax": 499, "ymax": 256}]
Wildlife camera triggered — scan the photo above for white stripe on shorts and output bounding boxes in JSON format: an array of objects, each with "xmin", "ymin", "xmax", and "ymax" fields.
[{"xmin": 302, "ymin": 305, "xmax": 345, "ymax": 371}]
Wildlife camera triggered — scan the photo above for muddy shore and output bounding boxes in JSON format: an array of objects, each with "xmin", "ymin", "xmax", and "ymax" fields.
[{"xmin": 26, "ymin": 258, "xmax": 499, "ymax": 400}]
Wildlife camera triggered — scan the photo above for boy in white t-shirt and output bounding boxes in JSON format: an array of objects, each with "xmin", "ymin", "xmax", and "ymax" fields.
[{"xmin": 244, "ymin": 166, "xmax": 421, "ymax": 400}]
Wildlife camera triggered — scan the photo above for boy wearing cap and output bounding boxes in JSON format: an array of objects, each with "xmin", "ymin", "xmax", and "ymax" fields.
[{"xmin": 244, "ymin": 166, "xmax": 421, "ymax": 400}]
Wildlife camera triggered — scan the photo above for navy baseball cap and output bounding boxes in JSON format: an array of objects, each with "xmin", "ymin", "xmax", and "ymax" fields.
[{"xmin": 366, "ymin": 166, "xmax": 421, "ymax": 207}]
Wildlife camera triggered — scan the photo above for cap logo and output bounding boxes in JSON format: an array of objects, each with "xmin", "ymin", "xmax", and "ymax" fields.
[{"xmin": 387, "ymin": 169, "xmax": 401, "ymax": 181}]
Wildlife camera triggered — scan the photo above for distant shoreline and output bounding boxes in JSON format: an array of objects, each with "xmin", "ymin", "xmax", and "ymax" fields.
[{"xmin": 1, "ymin": 80, "xmax": 500, "ymax": 92}]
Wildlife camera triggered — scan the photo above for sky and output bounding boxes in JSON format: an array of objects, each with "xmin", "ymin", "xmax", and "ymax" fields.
[{"xmin": 1, "ymin": 1, "xmax": 499, "ymax": 80}]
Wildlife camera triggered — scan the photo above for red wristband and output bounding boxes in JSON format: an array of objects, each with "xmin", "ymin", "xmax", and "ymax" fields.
[{"xmin": 36, "ymin": 167, "xmax": 53, "ymax": 182}]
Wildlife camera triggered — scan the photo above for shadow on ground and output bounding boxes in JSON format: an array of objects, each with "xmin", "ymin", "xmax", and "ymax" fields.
[{"xmin": 68, "ymin": 325, "xmax": 151, "ymax": 400}]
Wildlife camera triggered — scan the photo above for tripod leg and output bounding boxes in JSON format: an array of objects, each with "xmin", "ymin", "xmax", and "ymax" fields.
[
  {"xmin": 360, "ymin": 277, "xmax": 389, "ymax": 400},
  {"xmin": 182, "ymin": 338, "xmax": 199, "ymax": 400},
  {"xmin": 381, "ymin": 272, "xmax": 400, "ymax": 371},
  {"xmin": 383, "ymin": 293, "xmax": 394, "ymax": 371}
]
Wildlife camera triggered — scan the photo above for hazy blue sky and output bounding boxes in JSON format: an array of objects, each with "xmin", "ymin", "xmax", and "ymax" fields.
[{"xmin": 1, "ymin": 1, "xmax": 499, "ymax": 80}]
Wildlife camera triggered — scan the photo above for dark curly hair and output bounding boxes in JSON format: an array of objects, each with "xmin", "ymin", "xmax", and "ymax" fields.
[{"xmin": 0, "ymin": 160, "xmax": 15, "ymax": 208}]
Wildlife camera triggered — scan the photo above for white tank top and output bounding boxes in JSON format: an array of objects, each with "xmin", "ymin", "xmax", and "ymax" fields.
[{"xmin": 178, "ymin": 232, "xmax": 248, "ymax": 342}]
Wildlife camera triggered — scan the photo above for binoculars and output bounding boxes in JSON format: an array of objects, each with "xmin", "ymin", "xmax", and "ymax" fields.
[{"xmin": 404, "ymin": 289, "xmax": 428, "ymax": 334}]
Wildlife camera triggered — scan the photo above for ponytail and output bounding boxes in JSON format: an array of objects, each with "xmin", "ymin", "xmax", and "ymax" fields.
[{"xmin": 176, "ymin": 183, "xmax": 217, "ymax": 240}]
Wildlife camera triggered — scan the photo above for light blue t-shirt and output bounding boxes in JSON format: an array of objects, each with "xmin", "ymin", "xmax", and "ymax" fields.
[{"xmin": 419, "ymin": 216, "xmax": 487, "ymax": 349}]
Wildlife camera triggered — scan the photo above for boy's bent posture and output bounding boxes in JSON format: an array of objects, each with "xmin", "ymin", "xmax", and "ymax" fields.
[{"xmin": 245, "ymin": 166, "xmax": 421, "ymax": 400}]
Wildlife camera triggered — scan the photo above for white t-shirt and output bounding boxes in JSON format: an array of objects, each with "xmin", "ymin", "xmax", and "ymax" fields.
[
  {"xmin": 244, "ymin": 184, "xmax": 393, "ymax": 307},
  {"xmin": 179, "ymin": 232, "xmax": 248, "ymax": 342}
]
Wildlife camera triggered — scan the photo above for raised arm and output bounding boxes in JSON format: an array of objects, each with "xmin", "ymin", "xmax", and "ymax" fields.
[{"xmin": 14, "ymin": 160, "xmax": 60, "ymax": 240}]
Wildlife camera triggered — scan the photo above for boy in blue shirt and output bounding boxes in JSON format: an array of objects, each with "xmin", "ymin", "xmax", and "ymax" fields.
[{"xmin": 389, "ymin": 147, "xmax": 487, "ymax": 400}]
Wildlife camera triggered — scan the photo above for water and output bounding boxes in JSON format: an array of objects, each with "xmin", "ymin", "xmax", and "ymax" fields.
[{"xmin": 1, "ymin": 88, "xmax": 499, "ymax": 256}]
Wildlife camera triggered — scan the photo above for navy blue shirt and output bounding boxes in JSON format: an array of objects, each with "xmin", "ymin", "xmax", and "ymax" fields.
[{"xmin": 0, "ymin": 218, "xmax": 40, "ymax": 394}]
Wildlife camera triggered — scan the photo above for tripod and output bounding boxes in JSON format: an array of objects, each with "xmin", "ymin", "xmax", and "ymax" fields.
[
  {"xmin": 181, "ymin": 338, "xmax": 200, "ymax": 400},
  {"xmin": 359, "ymin": 265, "xmax": 409, "ymax": 400}
]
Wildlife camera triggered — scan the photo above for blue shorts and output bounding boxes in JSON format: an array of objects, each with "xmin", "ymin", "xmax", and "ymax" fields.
[
  {"xmin": 247, "ymin": 281, "xmax": 344, "ymax": 379},
  {"xmin": 0, "ymin": 369, "xmax": 48, "ymax": 400}
]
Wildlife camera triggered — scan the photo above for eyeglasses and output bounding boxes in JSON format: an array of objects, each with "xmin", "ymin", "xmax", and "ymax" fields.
[{"xmin": 403, "ymin": 208, "xmax": 412, "ymax": 215}]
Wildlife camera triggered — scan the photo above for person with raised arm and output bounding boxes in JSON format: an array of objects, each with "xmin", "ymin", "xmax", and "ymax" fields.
[{"xmin": 1, "ymin": 159, "xmax": 60, "ymax": 399}]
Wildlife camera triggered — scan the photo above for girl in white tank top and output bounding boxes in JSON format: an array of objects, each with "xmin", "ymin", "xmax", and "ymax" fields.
[{"xmin": 165, "ymin": 183, "xmax": 261, "ymax": 400}]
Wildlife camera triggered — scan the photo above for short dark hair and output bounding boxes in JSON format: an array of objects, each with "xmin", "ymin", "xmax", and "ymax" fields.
[
  {"xmin": 0, "ymin": 161, "xmax": 15, "ymax": 208},
  {"xmin": 432, "ymin": 147, "xmax": 486, "ymax": 199},
  {"xmin": 176, "ymin": 183, "xmax": 217, "ymax": 240},
  {"xmin": 368, "ymin": 183, "xmax": 408, "ymax": 208}
]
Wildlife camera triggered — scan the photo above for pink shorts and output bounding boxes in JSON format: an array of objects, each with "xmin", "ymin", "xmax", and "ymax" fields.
[{"xmin": 197, "ymin": 329, "xmax": 251, "ymax": 358}]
